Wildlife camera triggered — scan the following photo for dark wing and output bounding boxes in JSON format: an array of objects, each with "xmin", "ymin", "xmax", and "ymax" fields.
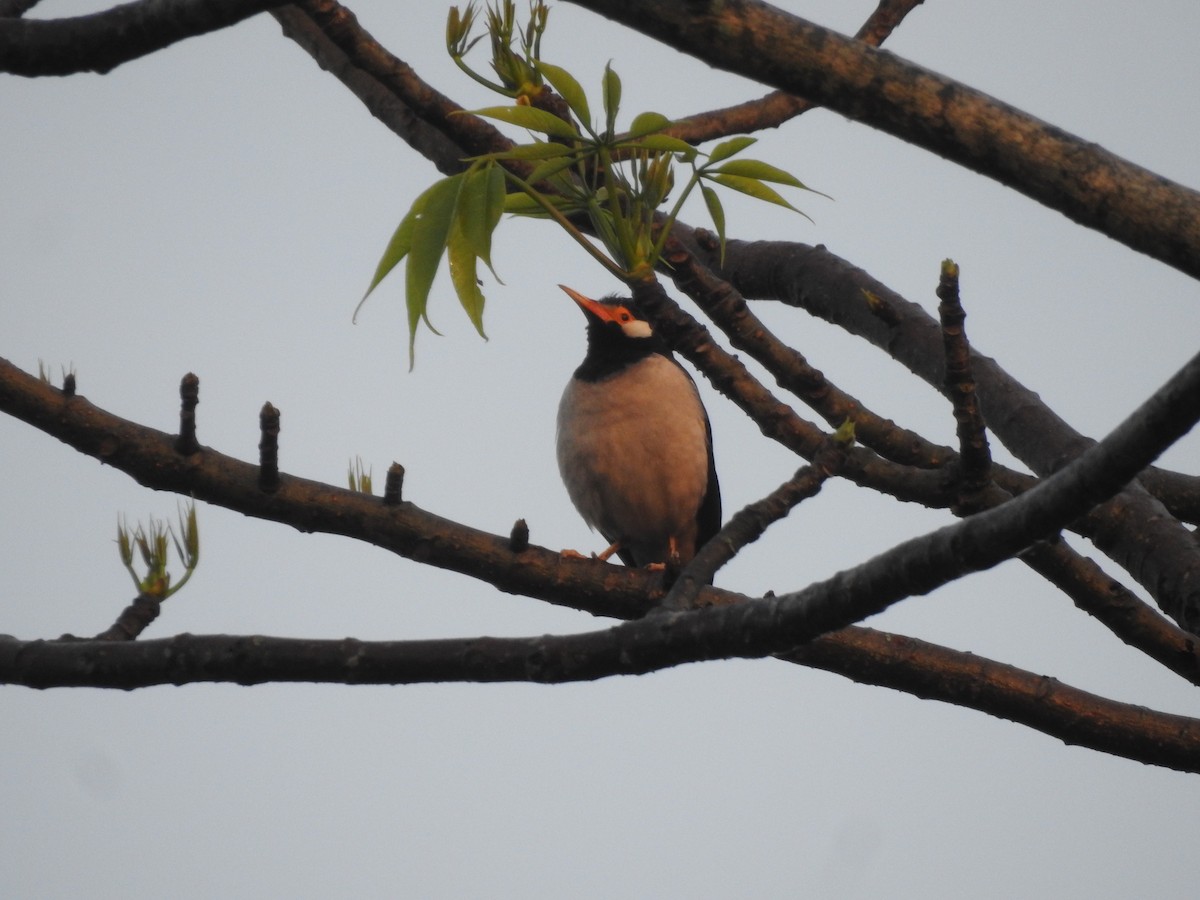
[
  {"xmin": 673, "ymin": 354, "xmax": 721, "ymax": 557},
  {"xmin": 695, "ymin": 408, "xmax": 722, "ymax": 551}
]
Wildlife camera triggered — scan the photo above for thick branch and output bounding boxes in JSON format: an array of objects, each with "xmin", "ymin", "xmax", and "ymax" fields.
[
  {"xmin": 664, "ymin": 234, "xmax": 956, "ymax": 471},
  {"xmin": 3, "ymin": 623, "xmax": 1198, "ymax": 772},
  {"xmin": 0, "ymin": 356, "xmax": 668, "ymax": 621},
  {"xmin": 0, "ymin": 0, "xmax": 282, "ymax": 76},
  {"xmin": 660, "ymin": 239, "xmax": 1200, "ymax": 674},
  {"xmin": 19, "ymin": 334, "xmax": 1200, "ymax": 684},
  {"xmin": 0, "ymin": 0, "xmax": 42, "ymax": 18},
  {"xmin": 564, "ymin": 0, "xmax": 1200, "ymax": 280},
  {"xmin": 7, "ymin": 353, "xmax": 1200, "ymax": 768},
  {"xmin": 709, "ymin": 237, "xmax": 1200, "ymax": 631},
  {"xmin": 1019, "ymin": 539, "xmax": 1200, "ymax": 684},
  {"xmin": 271, "ymin": 5, "xmax": 468, "ymax": 176},
  {"xmin": 627, "ymin": 272, "xmax": 957, "ymax": 508},
  {"xmin": 281, "ymin": 0, "xmax": 512, "ymax": 160},
  {"xmin": 782, "ymin": 629, "xmax": 1200, "ymax": 774}
]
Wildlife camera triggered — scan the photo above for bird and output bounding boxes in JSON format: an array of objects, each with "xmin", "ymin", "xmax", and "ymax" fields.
[{"xmin": 555, "ymin": 284, "xmax": 721, "ymax": 572}]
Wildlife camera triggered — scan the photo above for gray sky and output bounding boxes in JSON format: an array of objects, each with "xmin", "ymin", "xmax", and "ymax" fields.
[{"xmin": 3, "ymin": 1, "xmax": 1200, "ymax": 897}]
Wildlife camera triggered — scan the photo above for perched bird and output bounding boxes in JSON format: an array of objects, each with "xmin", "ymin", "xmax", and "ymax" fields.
[{"xmin": 556, "ymin": 285, "xmax": 721, "ymax": 571}]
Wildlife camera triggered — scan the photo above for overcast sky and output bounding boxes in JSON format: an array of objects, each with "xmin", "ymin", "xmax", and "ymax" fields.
[{"xmin": 4, "ymin": 1, "xmax": 1200, "ymax": 897}]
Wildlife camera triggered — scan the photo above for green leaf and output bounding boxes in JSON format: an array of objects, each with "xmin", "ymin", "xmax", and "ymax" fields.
[
  {"xmin": 626, "ymin": 110, "xmax": 671, "ymax": 139},
  {"xmin": 502, "ymin": 191, "xmax": 579, "ymax": 218},
  {"xmin": 360, "ymin": 187, "xmax": 425, "ymax": 303},
  {"xmin": 602, "ymin": 63, "xmax": 621, "ymax": 135},
  {"xmin": 447, "ymin": 224, "xmax": 487, "ymax": 339},
  {"xmin": 706, "ymin": 135, "xmax": 757, "ymax": 165},
  {"xmin": 406, "ymin": 173, "xmax": 464, "ymax": 366},
  {"xmin": 482, "ymin": 164, "xmax": 506, "ymax": 272},
  {"xmin": 466, "ymin": 105, "xmax": 579, "ymax": 139},
  {"xmin": 706, "ymin": 173, "xmax": 802, "ymax": 214},
  {"xmin": 701, "ymin": 184, "xmax": 727, "ymax": 265},
  {"xmin": 525, "ymin": 153, "xmax": 586, "ymax": 185},
  {"xmin": 457, "ymin": 165, "xmax": 505, "ymax": 278},
  {"xmin": 711, "ymin": 158, "xmax": 808, "ymax": 188},
  {"xmin": 483, "ymin": 141, "xmax": 575, "ymax": 160},
  {"xmin": 639, "ymin": 153, "xmax": 674, "ymax": 207},
  {"xmin": 503, "ymin": 192, "xmax": 551, "ymax": 215},
  {"xmin": 622, "ymin": 134, "xmax": 697, "ymax": 160},
  {"xmin": 535, "ymin": 60, "xmax": 591, "ymax": 126}
]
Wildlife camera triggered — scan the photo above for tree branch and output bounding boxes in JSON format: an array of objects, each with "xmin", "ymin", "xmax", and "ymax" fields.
[
  {"xmin": 271, "ymin": 5, "xmax": 469, "ymax": 176},
  {"xmin": 706, "ymin": 236, "xmax": 1200, "ymax": 631},
  {"xmin": 936, "ymin": 259, "xmax": 992, "ymax": 513},
  {"xmin": 663, "ymin": 233, "xmax": 957, "ymax": 471},
  {"xmin": 626, "ymin": 270, "xmax": 957, "ymax": 508},
  {"xmin": 661, "ymin": 437, "xmax": 848, "ymax": 611},
  {"xmin": 0, "ymin": 0, "xmax": 282, "ymax": 76},
  {"xmin": 782, "ymin": 628, "xmax": 1200, "ymax": 774},
  {"xmin": 0, "ymin": 0, "xmax": 43, "ymax": 18},
  {"xmin": 3, "ymin": 622, "xmax": 1199, "ymax": 772},
  {"xmin": 1019, "ymin": 539, "xmax": 1200, "ymax": 685},
  {"xmin": 280, "ymin": 0, "xmax": 512, "ymax": 160},
  {"xmin": 14, "ymin": 333, "xmax": 1200, "ymax": 681},
  {"xmin": 666, "ymin": 0, "xmax": 925, "ymax": 144},
  {"xmin": 563, "ymin": 0, "xmax": 1200, "ymax": 281},
  {"xmin": 0, "ymin": 356, "xmax": 670, "ymax": 622},
  {"xmin": 657, "ymin": 237, "xmax": 1200, "ymax": 671},
  {"xmin": 6, "ymin": 352, "xmax": 1200, "ymax": 768}
]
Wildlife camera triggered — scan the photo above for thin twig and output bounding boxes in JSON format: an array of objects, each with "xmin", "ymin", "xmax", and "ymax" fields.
[
  {"xmin": 936, "ymin": 260, "xmax": 992, "ymax": 512},
  {"xmin": 661, "ymin": 438, "xmax": 849, "ymax": 611},
  {"xmin": 665, "ymin": 0, "xmax": 926, "ymax": 144}
]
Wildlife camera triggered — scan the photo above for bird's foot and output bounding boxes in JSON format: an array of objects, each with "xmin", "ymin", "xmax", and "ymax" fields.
[
  {"xmin": 595, "ymin": 539, "xmax": 624, "ymax": 562},
  {"xmin": 561, "ymin": 543, "xmax": 623, "ymax": 563}
]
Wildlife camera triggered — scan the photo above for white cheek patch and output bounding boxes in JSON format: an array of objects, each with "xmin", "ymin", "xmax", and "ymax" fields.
[{"xmin": 620, "ymin": 319, "xmax": 653, "ymax": 339}]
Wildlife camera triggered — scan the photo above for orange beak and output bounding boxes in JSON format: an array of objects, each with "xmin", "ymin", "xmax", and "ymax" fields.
[{"xmin": 559, "ymin": 284, "xmax": 617, "ymax": 323}]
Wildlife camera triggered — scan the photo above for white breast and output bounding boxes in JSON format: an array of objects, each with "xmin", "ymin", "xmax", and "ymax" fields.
[{"xmin": 557, "ymin": 355, "xmax": 710, "ymax": 560}]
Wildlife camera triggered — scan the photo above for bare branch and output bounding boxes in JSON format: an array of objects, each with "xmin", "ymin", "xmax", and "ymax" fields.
[
  {"xmin": 0, "ymin": 0, "xmax": 43, "ymax": 18},
  {"xmin": 3, "ymin": 622, "xmax": 1199, "ymax": 772},
  {"xmin": 0, "ymin": 0, "xmax": 281, "ymax": 76},
  {"xmin": 5, "ymin": 352, "xmax": 1200, "ymax": 767},
  {"xmin": 30, "ymin": 326, "xmax": 1199, "ymax": 689},
  {"xmin": 0, "ymin": 355, "xmax": 668, "ymax": 621},
  {"xmin": 564, "ymin": 0, "xmax": 1200, "ymax": 280},
  {"xmin": 706, "ymin": 236, "xmax": 1200, "ymax": 630},
  {"xmin": 667, "ymin": 0, "xmax": 925, "ymax": 143},
  {"xmin": 271, "ymin": 5, "xmax": 469, "ymax": 176},
  {"xmin": 663, "ymin": 233, "xmax": 957, "ymax": 471},
  {"xmin": 783, "ymin": 628, "xmax": 1200, "ymax": 774},
  {"xmin": 626, "ymin": 270, "xmax": 956, "ymax": 507},
  {"xmin": 279, "ymin": 0, "xmax": 512, "ymax": 161},
  {"xmin": 93, "ymin": 593, "xmax": 162, "ymax": 641},
  {"xmin": 936, "ymin": 259, "xmax": 992, "ymax": 513},
  {"xmin": 1019, "ymin": 540, "xmax": 1200, "ymax": 685},
  {"xmin": 175, "ymin": 373, "xmax": 200, "ymax": 457},
  {"xmin": 662, "ymin": 242, "xmax": 1200, "ymax": 675},
  {"xmin": 661, "ymin": 439, "xmax": 848, "ymax": 611}
]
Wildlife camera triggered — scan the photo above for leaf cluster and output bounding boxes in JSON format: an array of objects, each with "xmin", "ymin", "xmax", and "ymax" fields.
[
  {"xmin": 363, "ymin": 1, "xmax": 818, "ymax": 364},
  {"xmin": 116, "ymin": 503, "xmax": 200, "ymax": 600}
]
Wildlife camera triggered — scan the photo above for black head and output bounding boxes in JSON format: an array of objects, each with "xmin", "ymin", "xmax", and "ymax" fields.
[{"xmin": 560, "ymin": 285, "xmax": 669, "ymax": 381}]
